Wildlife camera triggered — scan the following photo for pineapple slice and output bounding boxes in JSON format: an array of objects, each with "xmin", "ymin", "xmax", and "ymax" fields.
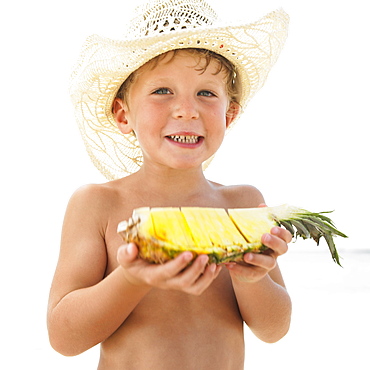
[
  {"xmin": 118, "ymin": 205, "xmax": 347, "ymax": 265},
  {"xmin": 180, "ymin": 207, "xmax": 259, "ymax": 262}
]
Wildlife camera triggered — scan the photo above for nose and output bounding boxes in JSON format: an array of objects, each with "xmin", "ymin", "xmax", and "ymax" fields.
[{"xmin": 172, "ymin": 96, "xmax": 199, "ymax": 120}]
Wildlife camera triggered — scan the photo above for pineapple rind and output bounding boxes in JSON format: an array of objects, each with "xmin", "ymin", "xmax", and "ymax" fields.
[{"xmin": 125, "ymin": 234, "xmax": 260, "ymax": 264}]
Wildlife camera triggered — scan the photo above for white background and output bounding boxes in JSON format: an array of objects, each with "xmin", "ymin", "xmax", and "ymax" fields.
[{"xmin": 1, "ymin": 0, "xmax": 369, "ymax": 369}]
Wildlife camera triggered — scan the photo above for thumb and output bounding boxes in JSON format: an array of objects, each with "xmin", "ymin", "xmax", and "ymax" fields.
[{"xmin": 117, "ymin": 243, "xmax": 138, "ymax": 266}]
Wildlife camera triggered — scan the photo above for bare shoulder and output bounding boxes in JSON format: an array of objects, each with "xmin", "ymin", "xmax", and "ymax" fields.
[
  {"xmin": 65, "ymin": 178, "xmax": 140, "ymax": 238},
  {"xmin": 61, "ymin": 181, "xmax": 120, "ymax": 253},
  {"xmin": 69, "ymin": 181, "xmax": 119, "ymax": 206},
  {"xmin": 67, "ymin": 180, "xmax": 128, "ymax": 218},
  {"xmin": 213, "ymin": 183, "xmax": 265, "ymax": 208}
]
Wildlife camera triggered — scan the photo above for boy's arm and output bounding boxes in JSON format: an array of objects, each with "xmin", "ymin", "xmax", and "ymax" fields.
[
  {"xmin": 226, "ymin": 227, "xmax": 292, "ymax": 343},
  {"xmin": 223, "ymin": 186, "xmax": 292, "ymax": 342},
  {"xmin": 47, "ymin": 185, "xmax": 152, "ymax": 355}
]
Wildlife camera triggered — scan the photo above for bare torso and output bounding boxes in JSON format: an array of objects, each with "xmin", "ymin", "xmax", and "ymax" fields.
[{"xmin": 83, "ymin": 174, "xmax": 263, "ymax": 369}]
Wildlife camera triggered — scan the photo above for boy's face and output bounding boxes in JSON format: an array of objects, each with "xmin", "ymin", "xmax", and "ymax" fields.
[{"xmin": 114, "ymin": 50, "xmax": 239, "ymax": 171}]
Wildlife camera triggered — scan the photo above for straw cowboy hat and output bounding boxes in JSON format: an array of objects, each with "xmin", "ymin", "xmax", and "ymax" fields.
[{"xmin": 70, "ymin": 0, "xmax": 289, "ymax": 180}]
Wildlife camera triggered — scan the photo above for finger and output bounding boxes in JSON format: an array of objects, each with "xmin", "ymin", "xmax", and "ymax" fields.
[
  {"xmin": 173, "ymin": 254, "xmax": 209, "ymax": 286},
  {"xmin": 146, "ymin": 252, "xmax": 194, "ymax": 284},
  {"xmin": 225, "ymin": 262, "xmax": 266, "ymax": 283},
  {"xmin": 243, "ymin": 252, "xmax": 276, "ymax": 271},
  {"xmin": 261, "ymin": 232, "xmax": 289, "ymax": 257},
  {"xmin": 271, "ymin": 226, "xmax": 293, "ymax": 243},
  {"xmin": 194, "ymin": 263, "xmax": 222, "ymax": 292},
  {"xmin": 116, "ymin": 243, "xmax": 153, "ymax": 287},
  {"xmin": 180, "ymin": 262, "xmax": 222, "ymax": 296},
  {"xmin": 117, "ymin": 243, "xmax": 139, "ymax": 266}
]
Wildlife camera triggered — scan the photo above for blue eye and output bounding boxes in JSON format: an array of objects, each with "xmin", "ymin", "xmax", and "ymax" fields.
[
  {"xmin": 153, "ymin": 88, "xmax": 171, "ymax": 95},
  {"xmin": 198, "ymin": 90, "xmax": 216, "ymax": 97}
]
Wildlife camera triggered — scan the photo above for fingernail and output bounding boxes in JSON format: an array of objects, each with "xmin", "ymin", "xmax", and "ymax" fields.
[
  {"xmin": 199, "ymin": 254, "xmax": 209, "ymax": 264},
  {"xmin": 262, "ymin": 233, "xmax": 271, "ymax": 243},
  {"xmin": 209, "ymin": 263, "xmax": 216, "ymax": 272},
  {"xmin": 243, "ymin": 253, "xmax": 253, "ymax": 262},
  {"xmin": 183, "ymin": 252, "xmax": 193, "ymax": 262},
  {"xmin": 271, "ymin": 227, "xmax": 280, "ymax": 235},
  {"xmin": 127, "ymin": 243, "xmax": 134, "ymax": 254}
]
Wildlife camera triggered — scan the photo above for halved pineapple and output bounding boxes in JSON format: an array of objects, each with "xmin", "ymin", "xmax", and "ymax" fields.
[{"xmin": 118, "ymin": 204, "xmax": 347, "ymax": 265}]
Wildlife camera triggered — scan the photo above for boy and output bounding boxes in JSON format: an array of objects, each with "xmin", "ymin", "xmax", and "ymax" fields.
[{"xmin": 48, "ymin": 1, "xmax": 292, "ymax": 368}]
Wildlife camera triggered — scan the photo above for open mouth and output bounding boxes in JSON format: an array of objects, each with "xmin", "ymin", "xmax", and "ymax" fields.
[{"xmin": 167, "ymin": 135, "xmax": 201, "ymax": 144}]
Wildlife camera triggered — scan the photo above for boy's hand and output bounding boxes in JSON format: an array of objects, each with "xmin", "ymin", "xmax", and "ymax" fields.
[
  {"xmin": 225, "ymin": 226, "xmax": 292, "ymax": 283},
  {"xmin": 117, "ymin": 243, "xmax": 222, "ymax": 296}
]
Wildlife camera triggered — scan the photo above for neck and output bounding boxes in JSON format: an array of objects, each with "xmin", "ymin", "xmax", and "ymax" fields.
[{"xmin": 131, "ymin": 164, "xmax": 214, "ymax": 206}]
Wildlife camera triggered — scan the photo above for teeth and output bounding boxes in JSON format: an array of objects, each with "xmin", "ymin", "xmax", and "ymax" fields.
[{"xmin": 168, "ymin": 135, "xmax": 200, "ymax": 144}]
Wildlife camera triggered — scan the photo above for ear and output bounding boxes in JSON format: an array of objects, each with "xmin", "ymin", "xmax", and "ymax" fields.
[
  {"xmin": 112, "ymin": 98, "xmax": 133, "ymax": 134},
  {"xmin": 225, "ymin": 102, "xmax": 241, "ymax": 128}
]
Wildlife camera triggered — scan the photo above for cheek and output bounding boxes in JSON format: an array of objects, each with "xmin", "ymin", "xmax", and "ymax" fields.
[
  {"xmin": 208, "ymin": 107, "xmax": 229, "ymax": 132},
  {"xmin": 133, "ymin": 117, "xmax": 162, "ymax": 147}
]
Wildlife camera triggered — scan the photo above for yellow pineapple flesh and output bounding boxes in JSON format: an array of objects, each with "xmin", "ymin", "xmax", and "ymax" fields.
[
  {"xmin": 228, "ymin": 207, "xmax": 276, "ymax": 243},
  {"xmin": 118, "ymin": 205, "xmax": 347, "ymax": 265}
]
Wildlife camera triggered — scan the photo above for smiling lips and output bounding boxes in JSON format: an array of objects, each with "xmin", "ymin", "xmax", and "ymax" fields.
[{"xmin": 167, "ymin": 135, "xmax": 201, "ymax": 144}]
